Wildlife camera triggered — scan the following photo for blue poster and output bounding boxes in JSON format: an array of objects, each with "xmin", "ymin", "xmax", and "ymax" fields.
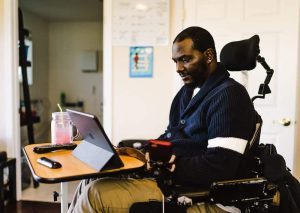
[{"xmin": 129, "ymin": 46, "xmax": 153, "ymax": 78}]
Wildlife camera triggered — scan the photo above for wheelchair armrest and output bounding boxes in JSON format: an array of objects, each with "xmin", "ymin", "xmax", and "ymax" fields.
[
  {"xmin": 210, "ymin": 177, "xmax": 277, "ymax": 207},
  {"xmin": 170, "ymin": 177, "xmax": 277, "ymax": 207}
]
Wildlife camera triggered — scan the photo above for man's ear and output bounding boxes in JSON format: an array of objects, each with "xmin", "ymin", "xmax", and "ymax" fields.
[{"xmin": 204, "ymin": 48, "xmax": 215, "ymax": 64}]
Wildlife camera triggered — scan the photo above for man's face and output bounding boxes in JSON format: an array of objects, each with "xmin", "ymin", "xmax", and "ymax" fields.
[{"xmin": 172, "ymin": 38, "xmax": 209, "ymax": 87}]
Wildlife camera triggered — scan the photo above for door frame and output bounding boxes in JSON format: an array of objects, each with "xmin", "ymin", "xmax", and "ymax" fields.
[
  {"xmin": 103, "ymin": 0, "xmax": 113, "ymax": 139},
  {"xmin": 1, "ymin": 0, "xmax": 21, "ymax": 200}
]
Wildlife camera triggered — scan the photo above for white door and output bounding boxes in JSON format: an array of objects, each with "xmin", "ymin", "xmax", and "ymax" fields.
[{"xmin": 182, "ymin": 0, "xmax": 299, "ymax": 172}]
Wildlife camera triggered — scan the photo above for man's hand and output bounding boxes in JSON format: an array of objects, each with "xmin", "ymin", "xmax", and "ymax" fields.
[
  {"xmin": 168, "ymin": 154, "xmax": 176, "ymax": 172},
  {"xmin": 145, "ymin": 152, "xmax": 151, "ymax": 170},
  {"xmin": 145, "ymin": 152, "xmax": 176, "ymax": 172}
]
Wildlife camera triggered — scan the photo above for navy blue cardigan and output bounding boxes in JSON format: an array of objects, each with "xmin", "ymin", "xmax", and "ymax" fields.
[{"xmin": 158, "ymin": 63, "xmax": 256, "ymax": 186}]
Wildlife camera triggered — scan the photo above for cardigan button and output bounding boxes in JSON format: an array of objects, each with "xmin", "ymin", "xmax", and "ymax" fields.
[
  {"xmin": 180, "ymin": 119, "xmax": 186, "ymax": 124},
  {"xmin": 166, "ymin": 133, "xmax": 172, "ymax": 138}
]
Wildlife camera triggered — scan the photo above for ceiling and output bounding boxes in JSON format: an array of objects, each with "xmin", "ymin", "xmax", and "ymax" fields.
[{"xmin": 19, "ymin": 0, "xmax": 103, "ymax": 22}]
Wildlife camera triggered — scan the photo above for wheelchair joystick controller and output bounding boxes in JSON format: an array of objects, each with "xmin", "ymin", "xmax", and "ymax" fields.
[{"xmin": 146, "ymin": 140, "xmax": 174, "ymax": 195}]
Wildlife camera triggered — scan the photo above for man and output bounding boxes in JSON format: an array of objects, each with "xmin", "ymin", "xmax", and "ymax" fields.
[{"xmin": 68, "ymin": 26, "xmax": 256, "ymax": 213}]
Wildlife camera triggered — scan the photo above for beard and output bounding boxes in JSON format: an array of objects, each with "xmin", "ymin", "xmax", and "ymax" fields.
[{"xmin": 186, "ymin": 61, "xmax": 208, "ymax": 87}]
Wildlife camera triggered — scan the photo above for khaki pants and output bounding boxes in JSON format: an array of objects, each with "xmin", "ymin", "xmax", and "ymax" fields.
[{"xmin": 68, "ymin": 178, "xmax": 227, "ymax": 213}]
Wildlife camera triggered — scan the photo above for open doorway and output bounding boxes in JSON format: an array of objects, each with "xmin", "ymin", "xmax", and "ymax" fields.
[{"xmin": 18, "ymin": 0, "xmax": 103, "ymax": 202}]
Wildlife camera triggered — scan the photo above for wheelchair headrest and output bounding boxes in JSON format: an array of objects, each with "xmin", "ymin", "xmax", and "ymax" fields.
[{"xmin": 220, "ymin": 35, "xmax": 260, "ymax": 71}]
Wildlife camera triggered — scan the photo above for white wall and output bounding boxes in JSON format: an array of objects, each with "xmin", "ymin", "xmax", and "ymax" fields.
[
  {"xmin": 111, "ymin": 47, "xmax": 173, "ymax": 143},
  {"xmin": 48, "ymin": 22, "xmax": 103, "ymax": 120},
  {"xmin": 109, "ymin": 0, "xmax": 183, "ymax": 144}
]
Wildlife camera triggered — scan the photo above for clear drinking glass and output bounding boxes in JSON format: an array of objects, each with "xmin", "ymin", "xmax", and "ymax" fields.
[{"xmin": 51, "ymin": 112, "xmax": 73, "ymax": 144}]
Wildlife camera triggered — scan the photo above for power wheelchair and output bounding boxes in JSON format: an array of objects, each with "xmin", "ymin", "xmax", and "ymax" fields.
[{"xmin": 118, "ymin": 35, "xmax": 299, "ymax": 213}]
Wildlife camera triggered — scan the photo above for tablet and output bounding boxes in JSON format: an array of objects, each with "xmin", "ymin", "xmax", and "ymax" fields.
[{"xmin": 67, "ymin": 109, "xmax": 124, "ymax": 171}]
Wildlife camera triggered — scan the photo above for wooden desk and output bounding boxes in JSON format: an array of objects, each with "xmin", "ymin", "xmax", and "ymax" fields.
[{"xmin": 23, "ymin": 142, "xmax": 145, "ymax": 212}]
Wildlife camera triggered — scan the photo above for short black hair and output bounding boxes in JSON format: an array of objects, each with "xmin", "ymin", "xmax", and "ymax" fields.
[{"xmin": 173, "ymin": 26, "xmax": 216, "ymax": 55}]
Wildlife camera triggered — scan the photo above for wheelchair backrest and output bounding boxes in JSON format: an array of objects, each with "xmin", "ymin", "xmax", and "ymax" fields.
[{"xmin": 220, "ymin": 36, "xmax": 263, "ymax": 178}]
